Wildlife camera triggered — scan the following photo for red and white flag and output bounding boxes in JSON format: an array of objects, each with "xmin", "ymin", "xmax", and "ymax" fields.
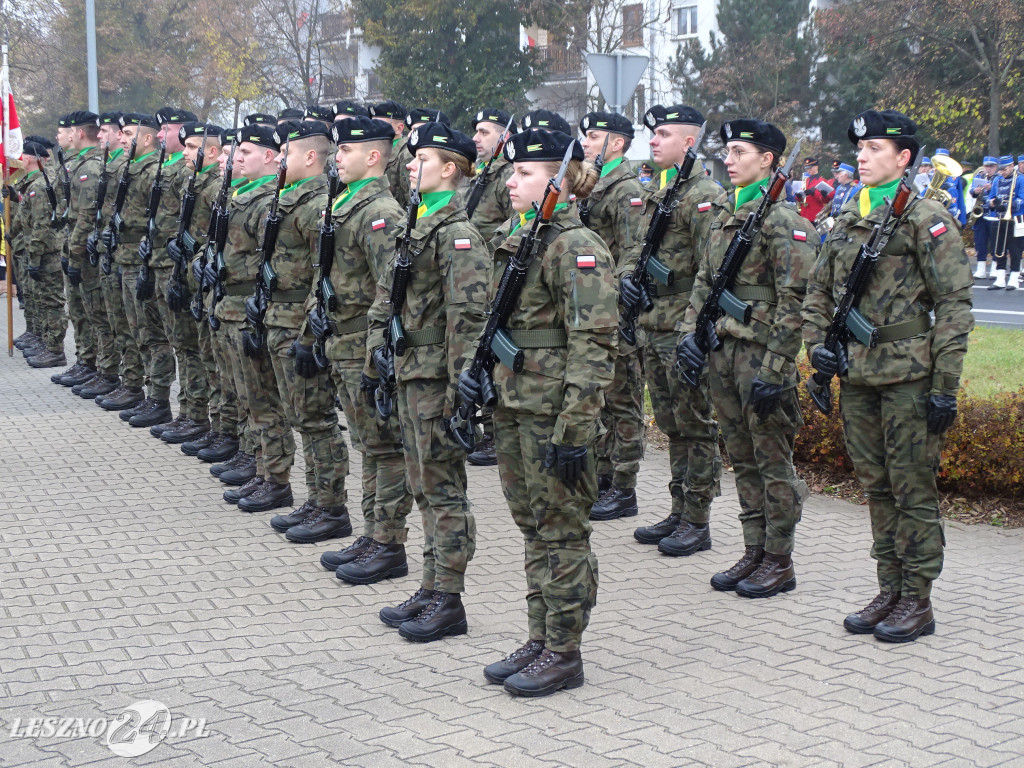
[{"xmin": 1, "ymin": 40, "xmax": 23, "ymax": 180}]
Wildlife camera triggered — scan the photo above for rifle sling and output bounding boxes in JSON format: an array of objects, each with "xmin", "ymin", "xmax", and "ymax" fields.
[
  {"xmin": 224, "ymin": 283, "xmax": 255, "ymax": 296},
  {"xmin": 728, "ymin": 285, "xmax": 776, "ymax": 303},
  {"xmin": 507, "ymin": 328, "xmax": 567, "ymax": 348},
  {"xmin": 404, "ymin": 326, "xmax": 446, "ymax": 347},
  {"xmin": 269, "ymin": 289, "xmax": 309, "ymax": 303}
]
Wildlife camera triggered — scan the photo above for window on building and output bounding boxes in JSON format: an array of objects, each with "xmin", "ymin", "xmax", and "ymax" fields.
[
  {"xmin": 622, "ymin": 4, "xmax": 644, "ymax": 47},
  {"xmin": 674, "ymin": 4, "xmax": 698, "ymax": 37}
]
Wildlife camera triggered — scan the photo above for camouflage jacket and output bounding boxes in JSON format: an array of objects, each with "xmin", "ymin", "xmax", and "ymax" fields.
[
  {"xmin": 307, "ymin": 176, "xmax": 405, "ymax": 360},
  {"xmin": 181, "ymin": 165, "xmax": 222, "ymax": 290},
  {"xmin": 366, "ymin": 195, "xmax": 490, "ymax": 410},
  {"xmin": 487, "ymin": 204, "xmax": 619, "ymax": 446},
  {"xmin": 385, "ymin": 134, "xmax": 411, "ymax": 210},
  {"xmin": 686, "ymin": 194, "xmax": 819, "ymax": 387},
  {"xmin": 468, "ymin": 156, "xmax": 515, "ymax": 247},
  {"xmin": 66, "ymin": 146, "xmax": 103, "ymax": 268},
  {"xmin": 22, "ymin": 172, "xmax": 62, "ymax": 269},
  {"xmin": 619, "ymin": 163, "xmax": 723, "ymax": 333},
  {"xmin": 149, "ymin": 151, "xmax": 188, "ymax": 270},
  {"xmin": 578, "ymin": 158, "xmax": 645, "ymax": 267},
  {"xmin": 802, "ymin": 195, "xmax": 974, "ymax": 395},
  {"xmin": 213, "ymin": 174, "xmax": 276, "ymax": 323},
  {"xmin": 115, "ymin": 149, "xmax": 161, "ymax": 264},
  {"xmin": 91, "ymin": 147, "xmax": 124, "ymax": 244},
  {"xmin": 9, "ymin": 172, "xmax": 36, "ymax": 257},
  {"xmin": 263, "ymin": 174, "xmax": 327, "ymax": 330}
]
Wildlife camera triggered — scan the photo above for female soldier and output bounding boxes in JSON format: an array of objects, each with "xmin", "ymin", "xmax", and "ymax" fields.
[
  {"xmin": 460, "ymin": 129, "xmax": 618, "ymax": 697},
  {"xmin": 365, "ymin": 122, "xmax": 490, "ymax": 643}
]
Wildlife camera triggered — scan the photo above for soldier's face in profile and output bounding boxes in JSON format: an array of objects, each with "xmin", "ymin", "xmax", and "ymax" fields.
[
  {"xmin": 120, "ymin": 126, "xmax": 137, "ymax": 149},
  {"xmin": 473, "ymin": 122, "xmax": 502, "ymax": 159},
  {"xmin": 506, "ymin": 161, "xmax": 549, "ymax": 215},
  {"xmin": 648, "ymin": 124, "xmax": 692, "ymax": 168},
  {"xmin": 406, "ymin": 148, "xmax": 455, "ymax": 193},
  {"xmin": 724, "ymin": 140, "xmax": 771, "ymax": 187},
  {"xmin": 856, "ymin": 139, "xmax": 907, "ymax": 186}
]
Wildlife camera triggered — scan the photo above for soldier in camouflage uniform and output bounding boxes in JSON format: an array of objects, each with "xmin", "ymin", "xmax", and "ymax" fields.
[
  {"xmin": 679, "ymin": 118, "xmax": 816, "ymax": 599},
  {"xmin": 803, "ymin": 110, "xmax": 974, "ymax": 642},
  {"xmin": 9, "ymin": 158, "xmax": 41, "ymax": 355},
  {"xmin": 386, "ymin": 108, "xmax": 449, "ymax": 210},
  {"xmin": 366, "ymin": 122, "xmax": 487, "ymax": 643},
  {"xmin": 462, "ymin": 129, "xmax": 615, "ymax": 697},
  {"xmin": 313, "ymin": 117, "xmax": 415, "ymax": 582},
  {"xmin": 576, "ymin": 111, "xmax": 647, "ymax": 520},
  {"xmin": 213, "ymin": 124, "xmax": 295, "ymax": 511},
  {"xmin": 619, "ymin": 105, "xmax": 723, "ymax": 556},
  {"xmin": 246, "ymin": 121, "xmax": 351, "ymax": 539}
]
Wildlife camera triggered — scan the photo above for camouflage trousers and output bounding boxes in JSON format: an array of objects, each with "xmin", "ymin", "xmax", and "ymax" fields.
[
  {"xmin": 80, "ymin": 261, "xmax": 117, "ymax": 374},
  {"xmin": 121, "ymin": 263, "xmax": 175, "ymax": 401},
  {"xmin": 220, "ymin": 319, "xmax": 294, "ymax": 483},
  {"xmin": 34, "ymin": 258, "xmax": 67, "ymax": 353},
  {"xmin": 709, "ymin": 336, "xmax": 807, "ymax": 556},
  {"xmin": 154, "ymin": 267, "xmax": 209, "ymax": 420},
  {"xmin": 396, "ymin": 378, "xmax": 476, "ymax": 593},
  {"xmin": 595, "ymin": 346, "xmax": 646, "ymax": 489},
  {"xmin": 643, "ymin": 330, "xmax": 721, "ymax": 524},
  {"xmin": 199, "ymin": 320, "xmax": 227, "ymax": 435},
  {"xmin": 14, "ymin": 253, "xmax": 37, "ymax": 335},
  {"xmin": 211, "ymin": 321, "xmax": 254, "ymax": 454},
  {"xmin": 267, "ymin": 325, "xmax": 347, "ymax": 506},
  {"xmin": 493, "ymin": 409, "xmax": 599, "ymax": 653},
  {"xmin": 330, "ymin": 355, "xmax": 413, "ymax": 542},
  {"xmin": 840, "ymin": 378, "xmax": 945, "ymax": 598},
  {"xmin": 103, "ymin": 270, "xmax": 144, "ymax": 388},
  {"xmin": 64, "ymin": 269, "xmax": 94, "ymax": 366}
]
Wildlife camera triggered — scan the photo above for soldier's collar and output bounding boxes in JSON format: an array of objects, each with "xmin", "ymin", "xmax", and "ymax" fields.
[
  {"xmin": 734, "ymin": 177, "xmax": 769, "ymax": 212},
  {"xmin": 510, "ymin": 202, "xmax": 569, "ymax": 234},
  {"xmin": 599, "ymin": 156, "xmax": 624, "ymax": 178},
  {"xmin": 332, "ymin": 176, "xmax": 377, "ymax": 211}
]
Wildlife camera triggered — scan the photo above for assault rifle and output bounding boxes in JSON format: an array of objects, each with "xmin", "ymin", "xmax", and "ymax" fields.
[
  {"xmin": 101, "ymin": 135, "xmax": 138, "ymax": 275},
  {"xmin": 135, "ymin": 139, "xmax": 168, "ymax": 300},
  {"xmin": 55, "ymin": 147, "xmax": 72, "ymax": 230},
  {"xmin": 168, "ymin": 125, "xmax": 208, "ymax": 311},
  {"xmin": 199, "ymin": 138, "xmax": 238, "ymax": 327},
  {"xmin": 88, "ymin": 143, "xmax": 111, "ymax": 266},
  {"xmin": 310, "ymin": 163, "xmax": 343, "ymax": 369},
  {"xmin": 577, "ymin": 131, "xmax": 610, "ymax": 227},
  {"xmin": 37, "ymin": 161, "xmax": 61, "ymax": 228},
  {"xmin": 464, "ymin": 115, "xmax": 514, "ymax": 219}
]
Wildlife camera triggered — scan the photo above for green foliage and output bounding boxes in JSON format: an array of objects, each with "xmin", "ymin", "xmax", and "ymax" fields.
[{"xmin": 351, "ymin": 0, "xmax": 543, "ymax": 129}]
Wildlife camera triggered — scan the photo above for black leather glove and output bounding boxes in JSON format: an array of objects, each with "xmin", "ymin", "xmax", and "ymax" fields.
[
  {"xmin": 372, "ymin": 345, "xmax": 390, "ymax": 383},
  {"xmin": 618, "ymin": 273, "xmax": 649, "ymax": 312},
  {"xmin": 995, "ymin": 199, "xmax": 1008, "ymax": 213},
  {"xmin": 359, "ymin": 372, "xmax": 380, "ymax": 409},
  {"xmin": 458, "ymin": 369, "xmax": 482, "ymax": 406},
  {"xmin": 676, "ymin": 332, "xmax": 706, "ymax": 374},
  {"xmin": 61, "ymin": 256, "xmax": 70, "ymax": 275},
  {"xmin": 66, "ymin": 265, "xmax": 82, "ymax": 287},
  {"xmin": 291, "ymin": 340, "xmax": 324, "ymax": 378},
  {"xmin": 749, "ymin": 377, "xmax": 784, "ymax": 420},
  {"xmin": 86, "ymin": 232, "xmax": 100, "ymax": 260},
  {"xmin": 137, "ymin": 238, "xmax": 153, "ymax": 264},
  {"xmin": 191, "ymin": 258, "xmax": 205, "ymax": 286},
  {"xmin": 810, "ymin": 346, "xmax": 839, "ymax": 377},
  {"xmin": 100, "ymin": 228, "xmax": 117, "ymax": 251},
  {"xmin": 27, "ymin": 265, "xmax": 41, "ymax": 281},
  {"xmin": 135, "ymin": 267, "xmax": 155, "ymax": 301},
  {"xmin": 166, "ymin": 279, "xmax": 186, "ymax": 312},
  {"xmin": 308, "ymin": 306, "xmax": 329, "ymax": 340},
  {"xmin": 543, "ymin": 443, "xmax": 588, "ymax": 488},
  {"xmin": 202, "ymin": 261, "xmax": 218, "ymax": 288},
  {"xmin": 926, "ymin": 394, "xmax": 958, "ymax": 435}
]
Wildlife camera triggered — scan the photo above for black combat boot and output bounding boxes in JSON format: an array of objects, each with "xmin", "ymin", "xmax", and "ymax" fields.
[
  {"xmin": 379, "ymin": 588, "xmax": 436, "ymax": 628},
  {"xmin": 285, "ymin": 505, "xmax": 352, "ymax": 543},
  {"xmin": 199, "ymin": 434, "xmax": 240, "ymax": 463},
  {"xmin": 130, "ymin": 399, "xmax": 172, "ymax": 428},
  {"xmin": 269, "ymin": 500, "xmax": 318, "ymax": 532},
  {"xmin": 589, "ymin": 485, "xmax": 639, "ymax": 521},
  {"xmin": 398, "ymin": 591, "xmax": 468, "ymax": 642},
  {"xmin": 13, "ymin": 331, "xmax": 36, "ymax": 349},
  {"xmin": 320, "ymin": 536, "xmax": 373, "ymax": 570},
  {"xmin": 223, "ymin": 476, "xmax": 262, "ymax": 504},
  {"xmin": 78, "ymin": 374, "xmax": 120, "ymax": 399},
  {"xmin": 120, "ymin": 397, "xmax": 153, "ymax": 422},
  {"xmin": 150, "ymin": 413, "xmax": 185, "ymax": 437},
  {"xmin": 52, "ymin": 360, "xmax": 84, "ymax": 384},
  {"xmin": 710, "ymin": 546, "xmax": 765, "ymax": 592},
  {"xmin": 95, "ymin": 385, "xmax": 125, "ymax": 407},
  {"xmin": 219, "ymin": 454, "xmax": 258, "ymax": 486},
  {"xmin": 483, "ymin": 640, "xmax": 545, "ymax": 685},
  {"xmin": 466, "ymin": 433, "xmax": 497, "ymax": 466},
  {"xmin": 237, "ymin": 481, "xmax": 293, "ymax": 513},
  {"xmin": 658, "ymin": 523, "xmax": 712, "ymax": 557},
  {"xmin": 28, "ymin": 350, "xmax": 67, "ymax": 368},
  {"xmin": 210, "ymin": 450, "xmax": 245, "ymax": 478},
  {"xmin": 503, "ymin": 649, "xmax": 584, "ymax": 697},
  {"xmin": 633, "ymin": 512, "xmax": 682, "ymax": 545},
  {"xmin": 181, "ymin": 430, "xmax": 217, "ymax": 457},
  {"xmin": 843, "ymin": 591, "xmax": 901, "ymax": 634},
  {"xmin": 63, "ymin": 364, "xmax": 97, "ymax": 387},
  {"xmin": 161, "ymin": 418, "xmax": 210, "ymax": 444},
  {"xmin": 873, "ymin": 597, "xmax": 935, "ymax": 643},
  {"xmin": 336, "ymin": 540, "xmax": 408, "ymax": 584},
  {"xmin": 597, "ymin": 474, "xmax": 612, "ymax": 496},
  {"xmin": 735, "ymin": 553, "xmax": 796, "ymax": 598}
]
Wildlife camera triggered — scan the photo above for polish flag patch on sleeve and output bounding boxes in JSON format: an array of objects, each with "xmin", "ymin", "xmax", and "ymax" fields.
[
  {"xmin": 697, "ymin": 202, "xmax": 713, "ymax": 212},
  {"xmin": 454, "ymin": 238, "xmax": 472, "ymax": 250},
  {"xmin": 793, "ymin": 229, "xmax": 808, "ymax": 241},
  {"xmin": 929, "ymin": 222, "xmax": 947, "ymax": 238},
  {"xmin": 630, "ymin": 197, "xmax": 643, "ymax": 206},
  {"xmin": 576, "ymin": 254, "xmax": 597, "ymax": 269},
  {"xmin": 29, "ymin": 191, "xmax": 36, "ymax": 197},
  {"xmin": 371, "ymin": 218, "xmax": 386, "ymax": 231},
  {"xmin": 80, "ymin": 174, "xmax": 89, "ymax": 181}
]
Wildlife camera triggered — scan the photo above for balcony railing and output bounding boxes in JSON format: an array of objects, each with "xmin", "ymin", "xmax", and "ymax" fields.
[{"xmin": 534, "ymin": 45, "xmax": 586, "ymax": 80}]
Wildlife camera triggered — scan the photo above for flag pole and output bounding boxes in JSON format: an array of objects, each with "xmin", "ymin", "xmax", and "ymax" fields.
[{"xmin": 2, "ymin": 29, "xmax": 12, "ymax": 356}]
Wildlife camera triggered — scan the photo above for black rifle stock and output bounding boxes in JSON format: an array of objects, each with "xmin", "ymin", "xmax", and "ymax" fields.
[
  {"xmin": 200, "ymin": 139, "xmax": 238, "ymax": 327},
  {"xmin": 311, "ymin": 164, "xmax": 342, "ymax": 368},
  {"xmin": 37, "ymin": 162, "xmax": 61, "ymax": 228},
  {"xmin": 89, "ymin": 143, "xmax": 111, "ymax": 266},
  {"xmin": 101, "ymin": 135, "xmax": 138, "ymax": 275},
  {"xmin": 136, "ymin": 139, "xmax": 168, "ymax": 293},
  {"xmin": 56, "ymin": 147, "xmax": 72, "ymax": 230},
  {"xmin": 171, "ymin": 126, "xmax": 208, "ymax": 306}
]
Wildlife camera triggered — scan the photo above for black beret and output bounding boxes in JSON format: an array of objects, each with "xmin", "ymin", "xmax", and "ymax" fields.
[
  {"xmin": 406, "ymin": 122, "xmax": 475, "ymax": 162},
  {"xmin": 643, "ymin": 104, "xmax": 704, "ymax": 130},
  {"xmin": 520, "ymin": 110, "xmax": 571, "ymax": 135},
  {"xmin": 243, "ymin": 113, "xmax": 277, "ymax": 127},
  {"xmin": 333, "ymin": 101, "xmax": 370, "ymax": 119},
  {"xmin": 221, "ymin": 128, "xmax": 238, "ymax": 145},
  {"xmin": 22, "ymin": 142, "xmax": 50, "ymax": 158},
  {"xmin": 24, "ymin": 135, "xmax": 56, "ymax": 149},
  {"xmin": 579, "ymin": 111, "xmax": 634, "ymax": 139},
  {"xmin": 238, "ymin": 124, "xmax": 279, "ymax": 151},
  {"xmin": 59, "ymin": 111, "xmax": 99, "ymax": 127},
  {"xmin": 848, "ymin": 109, "xmax": 917, "ymax": 145},
  {"xmin": 504, "ymin": 129, "xmax": 583, "ymax": 164},
  {"xmin": 277, "ymin": 108, "xmax": 305, "ymax": 121},
  {"xmin": 473, "ymin": 109, "xmax": 516, "ymax": 132},
  {"xmin": 97, "ymin": 111, "xmax": 123, "ymax": 127},
  {"xmin": 119, "ymin": 113, "xmax": 159, "ymax": 129},
  {"xmin": 178, "ymin": 122, "xmax": 224, "ymax": 143},
  {"xmin": 405, "ymin": 108, "xmax": 451, "ymax": 129},
  {"xmin": 332, "ymin": 116, "xmax": 394, "ymax": 144},
  {"xmin": 303, "ymin": 105, "xmax": 335, "ymax": 122},
  {"xmin": 155, "ymin": 108, "xmax": 198, "ymax": 126},
  {"xmin": 273, "ymin": 121, "xmax": 331, "ymax": 145},
  {"xmin": 371, "ymin": 101, "xmax": 406, "ymax": 120},
  {"xmin": 720, "ymin": 118, "xmax": 786, "ymax": 156}
]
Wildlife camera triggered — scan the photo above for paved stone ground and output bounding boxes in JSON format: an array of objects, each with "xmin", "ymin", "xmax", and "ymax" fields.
[{"xmin": 2, "ymin": 311, "xmax": 1024, "ymax": 767}]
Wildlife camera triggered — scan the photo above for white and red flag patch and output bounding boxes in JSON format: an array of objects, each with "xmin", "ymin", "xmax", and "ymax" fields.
[
  {"xmin": 371, "ymin": 218, "xmax": 386, "ymax": 231},
  {"xmin": 697, "ymin": 201, "xmax": 713, "ymax": 212},
  {"xmin": 576, "ymin": 254, "xmax": 597, "ymax": 269},
  {"xmin": 793, "ymin": 229, "xmax": 808, "ymax": 241},
  {"xmin": 453, "ymin": 238, "xmax": 472, "ymax": 250},
  {"xmin": 629, "ymin": 197, "xmax": 643, "ymax": 206},
  {"xmin": 79, "ymin": 174, "xmax": 88, "ymax": 181},
  {"xmin": 929, "ymin": 222, "xmax": 947, "ymax": 238}
]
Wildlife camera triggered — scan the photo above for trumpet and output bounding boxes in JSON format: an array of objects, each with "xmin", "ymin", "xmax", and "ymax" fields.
[{"xmin": 923, "ymin": 155, "xmax": 963, "ymax": 207}]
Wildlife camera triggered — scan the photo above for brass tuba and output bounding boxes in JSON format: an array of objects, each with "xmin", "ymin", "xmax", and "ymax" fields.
[{"xmin": 924, "ymin": 155, "xmax": 963, "ymax": 207}]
